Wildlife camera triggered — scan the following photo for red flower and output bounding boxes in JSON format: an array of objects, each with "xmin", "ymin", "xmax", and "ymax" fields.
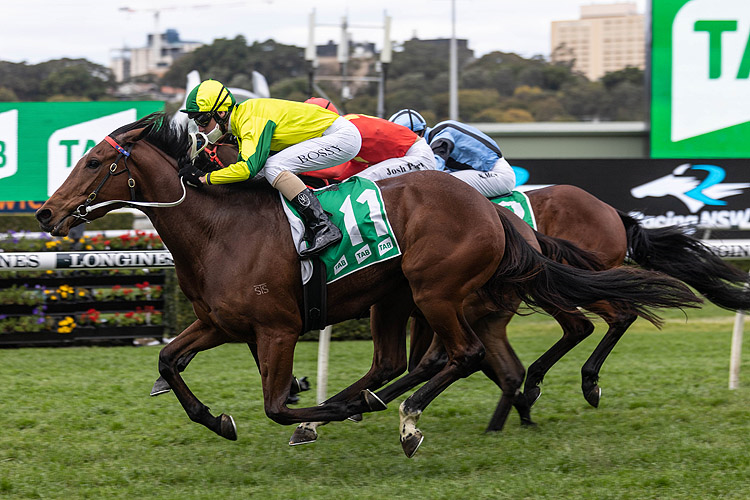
[{"xmin": 124, "ymin": 312, "xmax": 135, "ymax": 318}]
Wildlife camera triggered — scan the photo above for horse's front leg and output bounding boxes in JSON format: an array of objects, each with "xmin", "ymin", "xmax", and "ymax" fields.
[
  {"xmin": 255, "ymin": 325, "xmax": 391, "ymax": 429},
  {"xmin": 290, "ymin": 294, "xmax": 413, "ymax": 445},
  {"xmin": 157, "ymin": 320, "xmax": 237, "ymax": 440},
  {"xmin": 579, "ymin": 302, "xmax": 637, "ymax": 408},
  {"xmin": 523, "ymin": 309, "xmax": 595, "ymax": 408}
]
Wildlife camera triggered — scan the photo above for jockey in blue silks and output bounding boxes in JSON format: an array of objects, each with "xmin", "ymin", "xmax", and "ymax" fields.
[{"xmin": 388, "ymin": 110, "xmax": 515, "ymax": 199}]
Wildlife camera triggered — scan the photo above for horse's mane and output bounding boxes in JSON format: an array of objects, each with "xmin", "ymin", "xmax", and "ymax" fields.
[
  {"xmin": 111, "ymin": 112, "xmax": 280, "ymax": 213},
  {"xmin": 112, "ymin": 112, "xmax": 191, "ymax": 163}
]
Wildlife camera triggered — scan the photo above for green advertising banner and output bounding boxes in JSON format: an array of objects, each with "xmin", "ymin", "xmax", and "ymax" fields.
[
  {"xmin": 651, "ymin": 0, "xmax": 750, "ymax": 158},
  {"xmin": 0, "ymin": 102, "xmax": 163, "ymax": 204}
]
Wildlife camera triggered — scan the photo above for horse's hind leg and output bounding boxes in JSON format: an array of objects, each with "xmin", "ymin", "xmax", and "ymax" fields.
[
  {"xmin": 408, "ymin": 312, "xmax": 435, "ymax": 372},
  {"xmin": 398, "ymin": 303, "xmax": 485, "ymax": 458},
  {"xmin": 523, "ymin": 309, "xmax": 595, "ymax": 407},
  {"xmin": 580, "ymin": 303, "xmax": 637, "ymax": 408},
  {"xmin": 474, "ymin": 311, "xmax": 535, "ymax": 431},
  {"xmin": 157, "ymin": 321, "xmax": 237, "ymax": 440}
]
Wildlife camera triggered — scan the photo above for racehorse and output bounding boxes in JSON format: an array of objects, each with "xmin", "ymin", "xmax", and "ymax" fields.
[
  {"xmin": 186, "ymin": 135, "xmax": 735, "ymax": 439},
  {"xmin": 36, "ymin": 113, "xmax": 701, "ymax": 457},
  {"xmin": 410, "ymin": 184, "xmax": 750, "ymax": 413}
]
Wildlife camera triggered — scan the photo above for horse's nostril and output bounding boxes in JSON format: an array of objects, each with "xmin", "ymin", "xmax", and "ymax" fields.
[{"xmin": 36, "ymin": 208, "xmax": 52, "ymax": 224}]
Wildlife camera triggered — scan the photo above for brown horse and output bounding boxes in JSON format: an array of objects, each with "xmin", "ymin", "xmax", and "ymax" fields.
[
  {"xmin": 186, "ymin": 135, "xmax": 723, "ymax": 439},
  {"xmin": 36, "ymin": 113, "xmax": 701, "ymax": 456},
  {"xmin": 409, "ymin": 185, "xmax": 750, "ymax": 413}
]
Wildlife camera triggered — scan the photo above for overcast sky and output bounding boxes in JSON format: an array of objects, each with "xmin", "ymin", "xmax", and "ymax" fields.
[{"xmin": 2, "ymin": 0, "xmax": 648, "ymax": 67}]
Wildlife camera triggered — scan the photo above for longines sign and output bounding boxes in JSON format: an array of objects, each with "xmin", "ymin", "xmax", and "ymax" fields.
[{"xmin": 0, "ymin": 251, "xmax": 174, "ymax": 270}]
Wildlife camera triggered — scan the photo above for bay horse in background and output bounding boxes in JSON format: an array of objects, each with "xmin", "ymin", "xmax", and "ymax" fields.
[
  {"xmin": 200, "ymin": 137, "xmax": 749, "ymax": 417},
  {"xmin": 35, "ymin": 113, "xmax": 701, "ymax": 457},
  {"xmin": 406, "ymin": 184, "xmax": 750, "ymax": 417},
  {"xmin": 157, "ymin": 131, "xmax": 703, "ymax": 443}
]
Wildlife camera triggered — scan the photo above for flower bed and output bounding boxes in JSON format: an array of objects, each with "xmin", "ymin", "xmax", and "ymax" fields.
[{"xmin": 0, "ymin": 231, "xmax": 168, "ymax": 346}]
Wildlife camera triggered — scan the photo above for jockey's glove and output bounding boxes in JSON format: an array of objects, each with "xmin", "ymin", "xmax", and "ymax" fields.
[{"xmin": 178, "ymin": 165, "xmax": 205, "ymax": 188}]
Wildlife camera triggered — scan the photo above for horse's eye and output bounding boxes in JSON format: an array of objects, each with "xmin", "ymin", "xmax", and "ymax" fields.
[{"xmin": 86, "ymin": 158, "xmax": 101, "ymax": 169}]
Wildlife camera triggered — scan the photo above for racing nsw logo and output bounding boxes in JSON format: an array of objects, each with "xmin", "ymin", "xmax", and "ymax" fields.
[{"xmin": 631, "ymin": 163, "xmax": 750, "ymax": 213}]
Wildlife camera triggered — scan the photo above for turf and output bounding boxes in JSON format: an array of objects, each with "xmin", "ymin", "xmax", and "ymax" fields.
[{"xmin": 0, "ymin": 303, "xmax": 748, "ymax": 499}]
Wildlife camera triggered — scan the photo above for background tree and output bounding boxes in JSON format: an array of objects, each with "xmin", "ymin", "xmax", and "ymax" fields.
[{"xmin": 0, "ymin": 38, "xmax": 646, "ymax": 124}]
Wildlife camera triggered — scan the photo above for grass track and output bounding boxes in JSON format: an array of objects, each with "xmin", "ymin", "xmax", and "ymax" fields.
[{"xmin": 1, "ymin": 304, "xmax": 749, "ymax": 499}]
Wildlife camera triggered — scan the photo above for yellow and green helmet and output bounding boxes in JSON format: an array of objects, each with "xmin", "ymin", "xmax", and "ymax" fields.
[{"xmin": 180, "ymin": 79, "xmax": 236, "ymax": 114}]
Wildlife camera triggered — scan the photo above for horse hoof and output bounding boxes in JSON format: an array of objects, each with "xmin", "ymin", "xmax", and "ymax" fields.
[
  {"xmin": 525, "ymin": 387, "xmax": 542, "ymax": 407},
  {"xmin": 150, "ymin": 376, "xmax": 171, "ymax": 396},
  {"xmin": 583, "ymin": 386, "xmax": 601, "ymax": 408},
  {"xmin": 401, "ymin": 430, "xmax": 424, "ymax": 458},
  {"xmin": 361, "ymin": 389, "xmax": 387, "ymax": 411},
  {"xmin": 521, "ymin": 419, "xmax": 538, "ymax": 428},
  {"xmin": 289, "ymin": 426, "xmax": 318, "ymax": 446},
  {"xmin": 347, "ymin": 413, "xmax": 363, "ymax": 422},
  {"xmin": 219, "ymin": 414, "xmax": 237, "ymax": 441}
]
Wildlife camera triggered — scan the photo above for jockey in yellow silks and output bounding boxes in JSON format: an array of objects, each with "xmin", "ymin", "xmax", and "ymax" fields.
[{"xmin": 180, "ymin": 79, "xmax": 362, "ymax": 258}]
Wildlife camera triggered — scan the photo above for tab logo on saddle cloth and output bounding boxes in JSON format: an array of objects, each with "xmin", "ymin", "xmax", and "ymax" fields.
[
  {"xmin": 489, "ymin": 191, "xmax": 537, "ymax": 230},
  {"xmin": 286, "ymin": 178, "xmax": 402, "ymax": 283}
]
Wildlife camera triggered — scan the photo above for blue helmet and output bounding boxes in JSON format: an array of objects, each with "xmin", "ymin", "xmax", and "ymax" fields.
[{"xmin": 388, "ymin": 109, "xmax": 427, "ymax": 133}]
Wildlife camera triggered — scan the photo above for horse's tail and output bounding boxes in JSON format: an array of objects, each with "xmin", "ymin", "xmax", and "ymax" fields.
[
  {"xmin": 618, "ymin": 210, "xmax": 750, "ymax": 311},
  {"xmin": 481, "ymin": 212, "xmax": 703, "ymax": 325},
  {"xmin": 534, "ymin": 232, "xmax": 608, "ymax": 271}
]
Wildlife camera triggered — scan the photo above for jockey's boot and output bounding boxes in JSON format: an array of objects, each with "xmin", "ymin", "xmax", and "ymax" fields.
[{"xmin": 290, "ymin": 188, "xmax": 342, "ymax": 258}]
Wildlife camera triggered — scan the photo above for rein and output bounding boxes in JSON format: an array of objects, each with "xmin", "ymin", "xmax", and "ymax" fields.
[{"xmin": 70, "ymin": 136, "xmax": 187, "ymax": 222}]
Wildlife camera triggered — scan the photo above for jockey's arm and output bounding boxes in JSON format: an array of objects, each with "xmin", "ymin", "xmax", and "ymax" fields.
[
  {"xmin": 430, "ymin": 138, "xmax": 454, "ymax": 171},
  {"xmin": 205, "ymin": 123, "xmax": 275, "ymax": 185}
]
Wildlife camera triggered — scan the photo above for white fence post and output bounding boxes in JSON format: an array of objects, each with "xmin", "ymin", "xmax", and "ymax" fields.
[
  {"xmin": 317, "ymin": 325, "xmax": 332, "ymax": 404},
  {"xmin": 729, "ymin": 311, "xmax": 744, "ymax": 389}
]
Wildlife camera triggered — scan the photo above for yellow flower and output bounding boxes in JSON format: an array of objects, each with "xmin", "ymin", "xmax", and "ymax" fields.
[{"xmin": 85, "ymin": 245, "xmax": 93, "ymax": 250}]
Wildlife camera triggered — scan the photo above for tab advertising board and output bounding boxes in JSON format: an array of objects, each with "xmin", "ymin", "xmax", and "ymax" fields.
[
  {"xmin": 651, "ymin": 0, "xmax": 750, "ymax": 158},
  {"xmin": 0, "ymin": 102, "xmax": 163, "ymax": 204}
]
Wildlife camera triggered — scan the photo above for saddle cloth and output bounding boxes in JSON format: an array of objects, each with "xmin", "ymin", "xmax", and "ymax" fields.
[
  {"xmin": 281, "ymin": 177, "xmax": 402, "ymax": 284},
  {"xmin": 489, "ymin": 190, "xmax": 537, "ymax": 230}
]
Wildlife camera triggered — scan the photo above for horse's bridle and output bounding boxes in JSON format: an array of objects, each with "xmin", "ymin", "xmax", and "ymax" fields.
[{"xmin": 70, "ymin": 135, "xmax": 187, "ymax": 223}]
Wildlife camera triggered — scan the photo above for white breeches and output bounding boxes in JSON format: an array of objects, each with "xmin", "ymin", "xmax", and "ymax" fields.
[
  {"xmin": 353, "ymin": 138, "xmax": 437, "ymax": 182},
  {"xmin": 450, "ymin": 157, "xmax": 516, "ymax": 198},
  {"xmin": 260, "ymin": 117, "xmax": 362, "ymax": 185}
]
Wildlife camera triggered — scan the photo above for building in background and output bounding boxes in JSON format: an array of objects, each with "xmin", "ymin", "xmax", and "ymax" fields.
[
  {"xmin": 110, "ymin": 29, "xmax": 202, "ymax": 82},
  {"xmin": 550, "ymin": 2, "xmax": 645, "ymax": 81}
]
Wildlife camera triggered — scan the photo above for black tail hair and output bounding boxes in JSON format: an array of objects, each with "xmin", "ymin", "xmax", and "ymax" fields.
[
  {"xmin": 619, "ymin": 210, "xmax": 750, "ymax": 311},
  {"xmin": 480, "ymin": 211, "xmax": 703, "ymax": 325}
]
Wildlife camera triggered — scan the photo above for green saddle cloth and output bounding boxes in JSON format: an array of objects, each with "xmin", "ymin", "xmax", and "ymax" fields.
[
  {"xmin": 285, "ymin": 177, "xmax": 402, "ymax": 283},
  {"xmin": 488, "ymin": 191, "xmax": 537, "ymax": 230}
]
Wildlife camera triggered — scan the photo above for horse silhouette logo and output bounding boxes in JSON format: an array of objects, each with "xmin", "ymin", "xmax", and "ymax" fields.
[{"xmin": 630, "ymin": 164, "xmax": 750, "ymax": 213}]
